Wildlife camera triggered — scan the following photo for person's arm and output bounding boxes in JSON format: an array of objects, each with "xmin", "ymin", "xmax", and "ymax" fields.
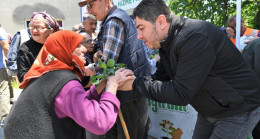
[
  {"xmin": 54, "ymin": 69, "xmax": 134, "ymax": 135},
  {"xmin": 241, "ymin": 44, "xmax": 254, "ymax": 69},
  {"xmin": 0, "ymin": 30, "xmax": 9, "ymax": 57},
  {"xmin": 17, "ymin": 48, "xmax": 32, "ymax": 82},
  {"xmin": 54, "ymin": 80, "xmax": 120, "ymax": 135},
  {"xmin": 0, "ymin": 40, "xmax": 9, "ymax": 57},
  {"xmin": 100, "ymin": 18, "xmax": 125, "ymax": 63},
  {"xmin": 7, "ymin": 33, "xmax": 21, "ymax": 72},
  {"xmin": 131, "ymin": 34, "xmax": 216, "ymax": 105}
]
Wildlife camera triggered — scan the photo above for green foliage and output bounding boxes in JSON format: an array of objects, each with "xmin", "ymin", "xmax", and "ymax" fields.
[
  {"xmin": 90, "ymin": 59, "xmax": 126, "ymax": 86},
  {"xmin": 168, "ymin": 0, "xmax": 260, "ymax": 29},
  {"xmin": 11, "ymin": 78, "xmax": 20, "ymax": 89},
  {"xmin": 149, "ymin": 51, "xmax": 159, "ymax": 59}
]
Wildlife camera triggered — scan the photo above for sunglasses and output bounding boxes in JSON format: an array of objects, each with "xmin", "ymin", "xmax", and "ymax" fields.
[
  {"xmin": 81, "ymin": 39, "xmax": 95, "ymax": 44},
  {"xmin": 86, "ymin": 0, "xmax": 97, "ymax": 9}
]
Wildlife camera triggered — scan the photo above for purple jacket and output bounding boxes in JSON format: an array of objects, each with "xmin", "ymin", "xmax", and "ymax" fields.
[{"xmin": 54, "ymin": 80, "xmax": 120, "ymax": 135}]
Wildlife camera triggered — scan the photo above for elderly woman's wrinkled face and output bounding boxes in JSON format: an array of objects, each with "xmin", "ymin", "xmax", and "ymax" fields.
[
  {"xmin": 72, "ymin": 44, "xmax": 87, "ymax": 64},
  {"xmin": 29, "ymin": 19, "xmax": 54, "ymax": 44},
  {"xmin": 81, "ymin": 35, "xmax": 94, "ymax": 53}
]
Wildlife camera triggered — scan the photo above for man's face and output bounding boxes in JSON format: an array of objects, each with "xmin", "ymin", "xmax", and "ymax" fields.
[
  {"xmin": 87, "ymin": 0, "xmax": 108, "ymax": 21},
  {"xmin": 83, "ymin": 18, "xmax": 97, "ymax": 35},
  {"xmin": 228, "ymin": 18, "xmax": 245, "ymax": 33},
  {"xmin": 135, "ymin": 17, "xmax": 161, "ymax": 50}
]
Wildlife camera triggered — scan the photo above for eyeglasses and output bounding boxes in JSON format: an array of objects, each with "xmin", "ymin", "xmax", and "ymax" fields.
[
  {"xmin": 28, "ymin": 26, "xmax": 49, "ymax": 31},
  {"xmin": 86, "ymin": 0, "xmax": 97, "ymax": 9},
  {"xmin": 81, "ymin": 39, "xmax": 95, "ymax": 44}
]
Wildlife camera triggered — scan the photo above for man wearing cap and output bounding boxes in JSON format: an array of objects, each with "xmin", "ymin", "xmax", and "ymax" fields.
[{"xmin": 78, "ymin": 0, "xmax": 151, "ymax": 138}]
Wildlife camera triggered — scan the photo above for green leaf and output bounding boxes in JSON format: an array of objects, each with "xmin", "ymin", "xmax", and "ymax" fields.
[
  {"xmin": 98, "ymin": 58, "xmax": 103, "ymax": 67},
  {"xmin": 107, "ymin": 59, "xmax": 115, "ymax": 68},
  {"xmin": 100, "ymin": 63, "xmax": 107, "ymax": 69},
  {"xmin": 115, "ymin": 63, "xmax": 126, "ymax": 68},
  {"xmin": 90, "ymin": 76, "xmax": 100, "ymax": 85},
  {"xmin": 108, "ymin": 69, "xmax": 115, "ymax": 75},
  {"xmin": 103, "ymin": 74, "xmax": 108, "ymax": 80},
  {"xmin": 90, "ymin": 76, "xmax": 97, "ymax": 83},
  {"xmin": 96, "ymin": 74, "xmax": 103, "ymax": 79}
]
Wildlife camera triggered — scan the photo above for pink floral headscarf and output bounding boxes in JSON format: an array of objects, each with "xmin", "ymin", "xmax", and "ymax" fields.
[{"xmin": 30, "ymin": 12, "xmax": 60, "ymax": 32}]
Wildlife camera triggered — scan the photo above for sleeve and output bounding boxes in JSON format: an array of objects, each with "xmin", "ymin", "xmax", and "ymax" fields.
[
  {"xmin": 17, "ymin": 45, "xmax": 32, "ymax": 82},
  {"xmin": 133, "ymin": 34, "xmax": 216, "ymax": 105},
  {"xmin": 143, "ymin": 45, "xmax": 157, "ymax": 72},
  {"xmin": 101, "ymin": 18, "xmax": 124, "ymax": 62},
  {"xmin": 54, "ymin": 80, "xmax": 120, "ymax": 135},
  {"xmin": 241, "ymin": 45, "xmax": 254, "ymax": 69},
  {"xmin": 7, "ymin": 33, "xmax": 21, "ymax": 72},
  {"xmin": 0, "ymin": 29, "xmax": 9, "ymax": 58}
]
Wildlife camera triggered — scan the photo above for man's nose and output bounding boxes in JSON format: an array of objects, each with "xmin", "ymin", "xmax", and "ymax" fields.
[{"xmin": 137, "ymin": 33, "xmax": 143, "ymax": 40}]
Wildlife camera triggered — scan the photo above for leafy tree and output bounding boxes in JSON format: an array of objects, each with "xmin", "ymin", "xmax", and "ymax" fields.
[{"xmin": 168, "ymin": 0, "xmax": 260, "ymax": 29}]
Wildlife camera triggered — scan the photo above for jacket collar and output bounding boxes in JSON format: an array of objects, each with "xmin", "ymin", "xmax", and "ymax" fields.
[
  {"xmin": 101, "ymin": 6, "xmax": 117, "ymax": 26},
  {"xmin": 160, "ymin": 15, "xmax": 183, "ymax": 51}
]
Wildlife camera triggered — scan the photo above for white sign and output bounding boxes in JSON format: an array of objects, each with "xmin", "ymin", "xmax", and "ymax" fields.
[
  {"xmin": 113, "ymin": 0, "xmax": 142, "ymax": 10},
  {"xmin": 113, "ymin": 0, "xmax": 168, "ymax": 11},
  {"xmin": 147, "ymin": 99, "xmax": 197, "ymax": 139}
]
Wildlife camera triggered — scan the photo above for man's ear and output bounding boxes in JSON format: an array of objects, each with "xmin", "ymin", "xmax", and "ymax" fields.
[
  {"xmin": 50, "ymin": 28, "xmax": 54, "ymax": 33},
  {"xmin": 156, "ymin": 15, "xmax": 167, "ymax": 29}
]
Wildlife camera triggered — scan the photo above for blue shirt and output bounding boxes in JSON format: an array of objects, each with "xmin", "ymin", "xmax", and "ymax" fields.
[{"xmin": 0, "ymin": 27, "xmax": 7, "ymax": 68}]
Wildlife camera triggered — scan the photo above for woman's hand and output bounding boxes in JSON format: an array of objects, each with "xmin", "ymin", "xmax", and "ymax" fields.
[
  {"xmin": 105, "ymin": 68, "xmax": 134, "ymax": 95},
  {"xmin": 93, "ymin": 50, "xmax": 103, "ymax": 63}
]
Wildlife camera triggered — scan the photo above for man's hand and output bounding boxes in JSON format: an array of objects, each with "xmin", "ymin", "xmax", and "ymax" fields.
[
  {"xmin": 117, "ymin": 77, "xmax": 135, "ymax": 91},
  {"xmin": 93, "ymin": 50, "xmax": 103, "ymax": 63},
  {"xmin": 152, "ymin": 54, "xmax": 160, "ymax": 62},
  {"xmin": 226, "ymin": 27, "xmax": 235, "ymax": 38}
]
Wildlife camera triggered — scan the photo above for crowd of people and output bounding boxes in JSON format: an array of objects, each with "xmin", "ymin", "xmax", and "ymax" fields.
[{"xmin": 0, "ymin": 0, "xmax": 260, "ymax": 138}]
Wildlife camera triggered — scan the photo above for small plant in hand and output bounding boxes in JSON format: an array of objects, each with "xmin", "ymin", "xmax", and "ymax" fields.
[
  {"xmin": 149, "ymin": 51, "xmax": 159, "ymax": 59},
  {"xmin": 90, "ymin": 58, "xmax": 126, "ymax": 86}
]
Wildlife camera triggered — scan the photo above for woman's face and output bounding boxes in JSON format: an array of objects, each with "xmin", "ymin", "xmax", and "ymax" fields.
[
  {"xmin": 72, "ymin": 44, "xmax": 87, "ymax": 64},
  {"xmin": 29, "ymin": 19, "xmax": 54, "ymax": 44},
  {"xmin": 82, "ymin": 35, "xmax": 94, "ymax": 53}
]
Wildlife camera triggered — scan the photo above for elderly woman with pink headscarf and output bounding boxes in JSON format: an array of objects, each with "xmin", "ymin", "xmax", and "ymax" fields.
[{"xmin": 17, "ymin": 11, "xmax": 60, "ymax": 82}]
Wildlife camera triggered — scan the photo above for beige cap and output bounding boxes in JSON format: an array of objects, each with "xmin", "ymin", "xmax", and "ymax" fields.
[{"xmin": 78, "ymin": 0, "xmax": 90, "ymax": 7}]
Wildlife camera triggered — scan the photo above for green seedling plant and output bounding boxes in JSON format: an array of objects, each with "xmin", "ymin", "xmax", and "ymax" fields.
[
  {"xmin": 149, "ymin": 51, "xmax": 159, "ymax": 59},
  {"xmin": 90, "ymin": 58, "xmax": 126, "ymax": 86}
]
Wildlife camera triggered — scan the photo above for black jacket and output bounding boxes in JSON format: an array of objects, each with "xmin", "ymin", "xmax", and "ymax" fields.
[
  {"xmin": 242, "ymin": 38, "xmax": 260, "ymax": 79},
  {"xmin": 17, "ymin": 38, "xmax": 43, "ymax": 82},
  {"xmin": 133, "ymin": 15, "xmax": 260, "ymax": 118}
]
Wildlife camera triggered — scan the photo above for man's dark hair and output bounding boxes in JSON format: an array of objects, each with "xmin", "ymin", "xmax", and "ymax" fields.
[
  {"xmin": 227, "ymin": 15, "xmax": 243, "ymax": 24},
  {"xmin": 133, "ymin": 0, "xmax": 173, "ymax": 23}
]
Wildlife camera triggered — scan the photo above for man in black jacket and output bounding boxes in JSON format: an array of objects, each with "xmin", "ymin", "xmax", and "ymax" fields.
[
  {"xmin": 119, "ymin": 0, "xmax": 260, "ymax": 138},
  {"xmin": 242, "ymin": 38, "xmax": 260, "ymax": 139}
]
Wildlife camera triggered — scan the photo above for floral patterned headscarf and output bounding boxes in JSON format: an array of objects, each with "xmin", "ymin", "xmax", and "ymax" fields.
[
  {"xmin": 30, "ymin": 11, "xmax": 60, "ymax": 32},
  {"xmin": 20, "ymin": 30, "xmax": 85, "ymax": 88}
]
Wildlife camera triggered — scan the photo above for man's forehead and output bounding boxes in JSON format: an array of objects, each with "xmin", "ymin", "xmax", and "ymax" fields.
[{"xmin": 88, "ymin": 18, "xmax": 97, "ymax": 22}]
